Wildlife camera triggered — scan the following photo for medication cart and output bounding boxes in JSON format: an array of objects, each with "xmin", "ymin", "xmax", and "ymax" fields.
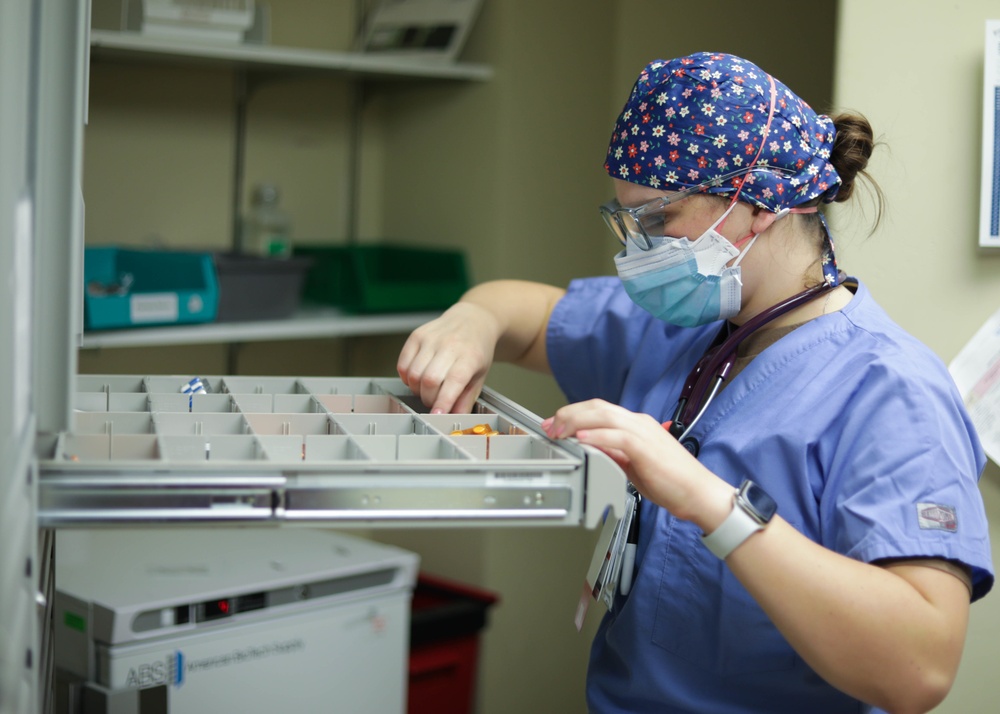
[
  {"xmin": 54, "ymin": 528, "xmax": 418, "ymax": 713},
  {"xmin": 0, "ymin": 4, "xmax": 626, "ymax": 712}
]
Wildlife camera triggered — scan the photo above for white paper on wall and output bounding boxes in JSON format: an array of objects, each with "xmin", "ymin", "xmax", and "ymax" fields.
[{"xmin": 949, "ymin": 304, "xmax": 1000, "ymax": 463}]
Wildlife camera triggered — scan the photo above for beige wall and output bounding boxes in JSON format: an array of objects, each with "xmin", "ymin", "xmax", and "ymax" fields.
[
  {"xmin": 80, "ymin": 0, "xmax": 1000, "ymax": 711},
  {"xmin": 834, "ymin": 2, "xmax": 1000, "ymax": 711}
]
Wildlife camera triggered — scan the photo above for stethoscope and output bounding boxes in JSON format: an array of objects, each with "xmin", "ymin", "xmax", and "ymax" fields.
[{"xmin": 665, "ymin": 272, "xmax": 849, "ymax": 457}]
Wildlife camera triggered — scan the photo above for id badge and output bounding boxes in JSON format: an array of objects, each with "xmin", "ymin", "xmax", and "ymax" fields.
[{"xmin": 574, "ymin": 487, "xmax": 637, "ymax": 631}]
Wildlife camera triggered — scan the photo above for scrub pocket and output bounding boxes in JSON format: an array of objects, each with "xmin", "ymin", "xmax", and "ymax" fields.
[{"xmin": 650, "ymin": 515, "xmax": 796, "ymax": 676}]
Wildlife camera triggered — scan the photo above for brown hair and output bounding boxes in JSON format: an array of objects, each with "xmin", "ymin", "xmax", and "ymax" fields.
[{"xmin": 827, "ymin": 112, "xmax": 885, "ymax": 228}]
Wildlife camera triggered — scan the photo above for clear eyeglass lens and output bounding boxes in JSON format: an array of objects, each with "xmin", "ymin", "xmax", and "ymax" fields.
[
  {"xmin": 619, "ymin": 212, "xmax": 652, "ymax": 251},
  {"xmin": 600, "ymin": 208, "xmax": 627, "ymax": 246}
]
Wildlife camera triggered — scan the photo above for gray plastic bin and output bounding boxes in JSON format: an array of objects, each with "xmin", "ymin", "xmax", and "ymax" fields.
[{"xmin": 214, "ymin": 253, "xmax": 312, "ymax": 322}]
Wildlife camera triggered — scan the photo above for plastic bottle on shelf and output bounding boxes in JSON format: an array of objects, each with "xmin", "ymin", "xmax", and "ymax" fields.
[{"xmin": 245, "ymin": 182, "xmax": 292, "ymax": 258}]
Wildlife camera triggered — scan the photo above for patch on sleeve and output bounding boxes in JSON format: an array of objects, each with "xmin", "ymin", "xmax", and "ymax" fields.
[{"xmin": 916, "ymin": 503, "xmax": 957, "ymax": 532}]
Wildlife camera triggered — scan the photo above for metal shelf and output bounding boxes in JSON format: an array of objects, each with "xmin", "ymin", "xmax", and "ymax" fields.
[
  {"xmin": 80, "ymin": 305, "xmax": 439, "ymax": 349},
  {"xmin": 90, "ymin": 30, "xmax": 494, "ymax": 81}
]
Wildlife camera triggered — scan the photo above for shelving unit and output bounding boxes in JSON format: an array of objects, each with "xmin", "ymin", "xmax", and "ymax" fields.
[{"xmin": 84, "ymin": 29, "xmax": 491, "ymax": 349}]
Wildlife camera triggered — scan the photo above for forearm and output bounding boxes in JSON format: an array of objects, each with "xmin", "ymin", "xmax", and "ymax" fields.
[
  {"xmin": 458, "ymin": 280, "xmax": 564, "ymax": 371},
  {"xmin": 722, "ymin": 515, "xmax": 968, "ymax": 712}
]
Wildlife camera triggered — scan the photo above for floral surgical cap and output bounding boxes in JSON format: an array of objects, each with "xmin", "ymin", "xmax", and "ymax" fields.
[{"xmin": 605, "ymin": 52, "xmax": 842, "ymax": 213}]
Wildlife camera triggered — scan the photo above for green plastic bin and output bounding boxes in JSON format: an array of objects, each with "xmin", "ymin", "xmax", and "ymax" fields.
[{"xmin": 295, "ymin": 244, "xmax": 469, "ymax": 313}]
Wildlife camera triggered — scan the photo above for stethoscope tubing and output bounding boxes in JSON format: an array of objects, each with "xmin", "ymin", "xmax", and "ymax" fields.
[{"xmin": 670, "ymin": 273, "xmax": 847, "ymax": 449}]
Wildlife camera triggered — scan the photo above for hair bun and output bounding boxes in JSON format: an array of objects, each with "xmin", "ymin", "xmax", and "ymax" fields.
[{"xmin": 829, "ymin": 113, "xmax": 876, "ymax": 202}]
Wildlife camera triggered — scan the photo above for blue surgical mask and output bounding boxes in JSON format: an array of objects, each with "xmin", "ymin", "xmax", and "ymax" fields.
[{"xmin": 614, "ymin": 204, "xmax": 757, "ymax": 327}]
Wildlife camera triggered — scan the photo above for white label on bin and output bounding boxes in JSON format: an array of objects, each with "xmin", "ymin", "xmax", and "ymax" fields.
[{"xmin": 130, "ymin": 293, "xmax": 179, "ymax": 323}]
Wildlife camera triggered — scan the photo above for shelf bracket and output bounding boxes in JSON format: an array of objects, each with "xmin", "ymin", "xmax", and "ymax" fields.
[{"xmin": 231, "ymin": 69, "xmax": 250, "ymax": 252}]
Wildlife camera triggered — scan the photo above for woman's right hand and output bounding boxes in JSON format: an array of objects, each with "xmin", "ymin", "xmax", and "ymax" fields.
[
  {"xmin": 396, "ymin": 302, "xmax": 501, "ymax": 414},
  {"xmin": 397, "ymin": 280, "xmax": 564, "ymax": 413}
]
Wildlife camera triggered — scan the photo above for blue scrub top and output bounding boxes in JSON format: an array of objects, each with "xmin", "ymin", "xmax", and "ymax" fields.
[{"xmin": 546, "ymin": 276, "xmax": 994, "ymax": 714}]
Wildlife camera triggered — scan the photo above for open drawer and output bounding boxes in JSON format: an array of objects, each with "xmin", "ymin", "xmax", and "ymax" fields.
[{"xmin": 37, "ymin": 376, "xmax": 627, "ymax": 529}]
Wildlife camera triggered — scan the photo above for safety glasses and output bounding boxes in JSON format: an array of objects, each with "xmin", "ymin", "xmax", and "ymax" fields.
[{"xmin": 599, "ymin": 165, "xmax": 795, "ymax": 251}]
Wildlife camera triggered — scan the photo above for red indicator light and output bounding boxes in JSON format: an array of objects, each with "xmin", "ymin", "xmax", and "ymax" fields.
[{"xmin": 201, "ymin": 598, "xmax": 233, "ymax": 620}]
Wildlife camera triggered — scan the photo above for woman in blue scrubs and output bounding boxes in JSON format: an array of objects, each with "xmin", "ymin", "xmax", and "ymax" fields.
[{"xmin": 397, "ymin": 52, "xmax": 994, "ymax": 713}]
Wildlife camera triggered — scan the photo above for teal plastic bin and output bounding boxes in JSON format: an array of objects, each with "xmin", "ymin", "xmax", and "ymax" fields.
[
  {"xmin": 295, "ymin": 243, "xmax": 469, "ymax": 314},
  {"xmin": 83, "ymin": 247, "xmax": 219, "ymax": 330}
]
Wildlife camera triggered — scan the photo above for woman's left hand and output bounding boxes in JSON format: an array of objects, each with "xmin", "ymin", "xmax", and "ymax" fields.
[{"xmin": 541, "ymin": 398, "xmax": 732, "ymax": 528}]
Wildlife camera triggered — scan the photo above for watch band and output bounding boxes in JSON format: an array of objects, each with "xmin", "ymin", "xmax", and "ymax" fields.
[{"xmin": 701, "ymin": 490, "xmax": 765, "ymax": 559}]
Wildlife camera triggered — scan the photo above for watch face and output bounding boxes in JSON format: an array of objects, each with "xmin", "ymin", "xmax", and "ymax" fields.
[{"xmin": 739, "ymin": 480, "xmax": 777, "ymax": 522}]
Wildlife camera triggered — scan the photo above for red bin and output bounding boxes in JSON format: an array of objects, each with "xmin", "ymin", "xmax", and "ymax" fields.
[{"xmin": 408, "ymin": 574, "xmax": 499, "ymax": 714}]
